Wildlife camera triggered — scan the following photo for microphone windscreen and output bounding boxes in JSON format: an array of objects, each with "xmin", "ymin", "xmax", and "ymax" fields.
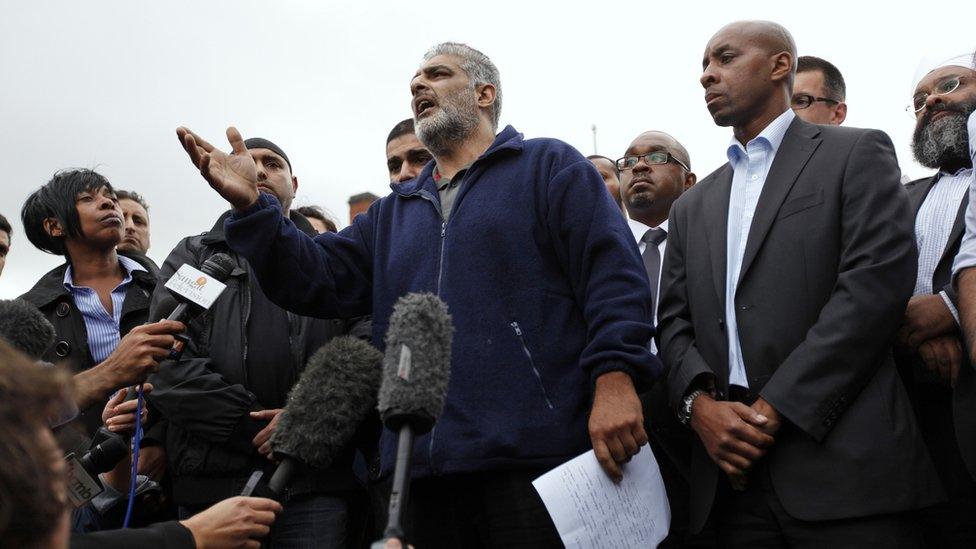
[
  {"xmin": 377, "ymin": 293, "xmax": 453, "ymax": 433},
  {"xmin": 200, "ymin": 253, "xmax": 235, "ymax": 281},
  {"xmin": 270, "ymin": 336, "xmax": 383, "ymax": 469},
  {"xmin": 0, "ymin": 299, "xmax": 56, "ymax": 360}
]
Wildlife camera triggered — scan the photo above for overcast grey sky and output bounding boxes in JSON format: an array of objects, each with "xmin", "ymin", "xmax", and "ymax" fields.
[{"xmin": 1, "ymin": 0, "xmax": 973, "ymax": 298}]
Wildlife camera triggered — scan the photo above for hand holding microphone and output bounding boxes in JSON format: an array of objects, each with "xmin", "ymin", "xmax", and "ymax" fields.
[
  {"xmin": 242, "ymin": 335, "xmax": 383, "ymax": 498},
  {"xmin": 250, "ymin": 408, "xmax": 284, "ymax": 459},
  {"xmin": 79, "ymin": 252, "xmax": 239, "ymax": 407}
]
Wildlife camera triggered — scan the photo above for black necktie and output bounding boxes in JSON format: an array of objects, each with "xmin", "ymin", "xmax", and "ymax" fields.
[{"xmin": 641, "ymin": 228, "xmax": 668, "ymax": 314}]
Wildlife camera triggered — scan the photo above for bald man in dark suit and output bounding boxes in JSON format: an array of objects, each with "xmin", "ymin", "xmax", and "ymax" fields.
[{"xmin": 658, "ymin": 21, "xmax": 943, "ymax": 547}]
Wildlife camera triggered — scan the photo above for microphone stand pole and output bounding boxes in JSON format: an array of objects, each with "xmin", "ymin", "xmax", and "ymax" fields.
[{"xmin": 373, "ymin": 423, "xmax": 413, "ymax": 548}]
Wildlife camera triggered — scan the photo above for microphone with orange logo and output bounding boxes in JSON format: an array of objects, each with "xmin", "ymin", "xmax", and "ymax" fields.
[{"xmin": 150, "ymin": 253, "xmax": 235, "ymax": 359}]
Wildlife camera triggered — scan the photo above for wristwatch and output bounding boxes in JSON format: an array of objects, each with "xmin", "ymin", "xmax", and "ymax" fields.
[{"xmin": 678, "ymin": 388, "xmax": 708, "ymax": 427}]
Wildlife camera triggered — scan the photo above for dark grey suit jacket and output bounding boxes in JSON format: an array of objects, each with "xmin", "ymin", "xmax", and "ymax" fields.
[
  {"xmin": 905, "ymin": 175, "xmax": 976, "ymax": 482},
  {"xmin": 659, "ymin": 116, "xmax": 944, "ymax": 532}
]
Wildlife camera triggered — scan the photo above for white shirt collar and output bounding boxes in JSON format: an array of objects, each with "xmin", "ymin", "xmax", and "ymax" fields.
[
  {"xmin": 627, "ymin": 216, "xmax": 669, "ymax": 245},
  {"xmin": 726, "ymin": 108, "xmax": 796, "ymax": 164}
]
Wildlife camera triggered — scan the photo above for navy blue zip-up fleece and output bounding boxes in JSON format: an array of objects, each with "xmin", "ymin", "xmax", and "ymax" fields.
[{"xmin": 224, "ymin": 125, "xmax": 662, "ymax": 478}]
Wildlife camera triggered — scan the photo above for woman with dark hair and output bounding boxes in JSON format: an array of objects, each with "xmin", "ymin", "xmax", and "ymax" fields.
[{"xmin": 18, "ymin": 168, "xmax": 183, "ymax": 439}]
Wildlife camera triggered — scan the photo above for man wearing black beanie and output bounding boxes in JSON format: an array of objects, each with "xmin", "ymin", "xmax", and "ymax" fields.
[{"xmin": 146, "ymin": 137, "xmax": 373, "ymax": 548}]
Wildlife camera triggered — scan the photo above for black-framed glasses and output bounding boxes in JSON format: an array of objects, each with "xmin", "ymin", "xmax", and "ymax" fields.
[
  {"xmin": 909, "ymin": 76, "xmax": 964, "ymax": 117},
  {"xmin": 615, "ymin": 151, "xmax": 690, "ymax": 172},
  {"xmin": 791, "ymin": 93, "xmax": 839, "ymax": 110}
]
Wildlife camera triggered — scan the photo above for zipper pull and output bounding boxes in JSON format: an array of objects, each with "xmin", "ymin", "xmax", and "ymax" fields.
[
  {"xmin": 510, "ymin": 321, "xmax": 522, "ymax": 336},
  {"xmin": 441, "ymin": 222, "xmax": 447, "ymax": 237}
]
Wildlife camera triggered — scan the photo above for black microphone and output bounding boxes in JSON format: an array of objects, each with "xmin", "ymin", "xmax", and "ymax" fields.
[
  {"xmin": 154, "ymin": 252, "xmax": 235, "ymax": 324},
  {"xmin": 374, "ymin": 293, "xmax": 453, "ymax": 547},
  {"xmin": 80, "ymin": 428, "xmax": 130, "ymax": 476},
  {"xmin": 0, "ymin": 298, "xmax": 56, "ymax": 360},
  {"xmin": 65, "ymin": 427, "xmax": 129, "ymax": 508},
  {"xmin": 242, "ymin": 335, "xmax": 383, "ymax": 498},
  {"xmin": 147, "ymin": 253, "xmax": 234, "ymax": 362}
]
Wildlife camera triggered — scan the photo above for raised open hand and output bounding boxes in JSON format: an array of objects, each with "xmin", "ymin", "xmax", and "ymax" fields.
[{"xmin": 177, "ymin": 126, "xmax": 260, "ymax": 211}]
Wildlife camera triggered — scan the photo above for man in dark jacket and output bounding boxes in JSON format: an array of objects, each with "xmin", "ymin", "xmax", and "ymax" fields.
[
  {"xmin": 660, "ymin": 21, "xmax": 940, "ymax": 546},
  {"xmin": 898, "ymin": 59, "xmax": 976, "ymax": 546},
  {"xmin": 176, "ymin": 43, "xmax": 659, "ymax": 547},
  {"xmin": 147, "ymin": 137, "xmax": 371, "ymax": 549}
]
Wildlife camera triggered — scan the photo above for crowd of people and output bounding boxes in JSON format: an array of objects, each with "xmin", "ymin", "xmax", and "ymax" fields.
[{"xmin": 0, "ymin": 17, "xmax": 975, "ymax": 549}]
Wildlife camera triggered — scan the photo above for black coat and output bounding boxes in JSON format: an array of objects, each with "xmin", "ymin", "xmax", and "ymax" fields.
[
  {"xmin": 70, "ymin": 521, "xmax": 193, "ymax": 549},
  {"xmin": 20, "ymin": 261, "xmax": 157, "ymax": 439},
  {"xmin": 146, "ymin": 210, "xmax": 374, "ymax": 506},
  {"xmin": 659, "ymin": 118, "xmax": 944, "ymax": 532}
]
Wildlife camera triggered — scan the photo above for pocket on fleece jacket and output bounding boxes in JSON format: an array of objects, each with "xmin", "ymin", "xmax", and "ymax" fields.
[{"xmin": 509, "ymin": 320, "xmax": 555, "ymax": 410}]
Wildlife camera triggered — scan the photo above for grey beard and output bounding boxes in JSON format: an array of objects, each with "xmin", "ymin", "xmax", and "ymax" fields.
[
  {"xmin": 912, "ymin": 112, "xmax": 972, "ymax": 170},
  {"xmin": 415, "ymin": 89, "xmax": 481, "ymax": 157}
]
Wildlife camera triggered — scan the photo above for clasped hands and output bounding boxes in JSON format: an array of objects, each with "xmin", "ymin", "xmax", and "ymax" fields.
[{"xmin": 690, "ymin": 393, "xmax": 781, "ymax": 489}]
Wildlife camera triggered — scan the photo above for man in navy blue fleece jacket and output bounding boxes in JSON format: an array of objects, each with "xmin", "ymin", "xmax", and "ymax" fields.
[{"xmin": 176, "ymin": 42, "xmax": 661, "ymax": 547}]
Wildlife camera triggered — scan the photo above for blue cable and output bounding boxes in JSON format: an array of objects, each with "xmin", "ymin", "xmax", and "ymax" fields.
[{"xmin": 122, "ymin": 385, "xmax": 144, "ymax": 528}]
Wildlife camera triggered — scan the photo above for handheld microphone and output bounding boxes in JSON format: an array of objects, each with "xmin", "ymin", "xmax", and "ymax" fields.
[
  {"xmin": 374, "ymin": 293, "xmax": 453, "ymax": 547},
  {"xmin": 65, "ymin": 427, "xmax": 129, "ymax": 508},
  {"xmin": 0, "ymin": 298, "xmax": 56, "ymax": 360},
  {"xmin": 242, "ymin": 335, "xmax": 383, "ymax": 498},
  {"xmin": 155, "ymin": 252, "xmax": 235, "ymax": 324},
  {"xmin": 148, "ymin": 252, "xmax": 234, "ymax": 362}
]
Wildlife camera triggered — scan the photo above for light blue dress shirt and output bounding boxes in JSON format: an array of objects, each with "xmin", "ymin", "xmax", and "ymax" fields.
[
  {"xmin": 951, "ymin": 111, "xmax": 976, "ymax": 278},
  {"xmin": 63, "ymin": 255, "xmax": 145, "ymax": 364},
  {"xmin": 725, "ymin": 109, "xmax": 795, "ymax": 389},
  {"xmin": 915, "ymin": 168, "xmax": 970, "ymax": 324}
]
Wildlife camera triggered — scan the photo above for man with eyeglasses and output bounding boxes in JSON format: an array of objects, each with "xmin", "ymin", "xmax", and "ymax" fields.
[
  {"xmin": 791, "ymin": 56, "xmax": 847, "ymax": 125},
  {"xmin": 616, "ymin": 131, "xmax": 713, "ymax": 548},
  {"xmin": 658, "ymin": 20, "xmax": 941, "ymax": 546},
  {"xmin": 920, "ymin": 52, "xmax": 976, "ymax": 545}
]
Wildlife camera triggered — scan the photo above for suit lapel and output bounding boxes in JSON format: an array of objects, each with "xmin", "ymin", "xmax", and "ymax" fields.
[
  {"xmin": 737, "ymin": 119, "xmax": 822, "ymax": 286},
  {"xmin": 908, "ymin": 176, "xmax": 938, "ymax": 215},
  {"xmin": 703, "ymin": 164, "xmax": 733, "ymax": 308}
]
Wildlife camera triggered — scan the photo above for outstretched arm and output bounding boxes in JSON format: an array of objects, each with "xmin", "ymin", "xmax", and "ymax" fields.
[
  {"xmin": 176, "ymin": 125, "xmax": 375, "ymax": 319},
  {"xmin": 177, "ymin": 126, "xmax": 260, "ymax": 211}
]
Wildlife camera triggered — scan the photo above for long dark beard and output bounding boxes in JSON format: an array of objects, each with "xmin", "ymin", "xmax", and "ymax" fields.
[{"xmin": 912, "ymin": 104, "xmax": 975, "ymax": 170}]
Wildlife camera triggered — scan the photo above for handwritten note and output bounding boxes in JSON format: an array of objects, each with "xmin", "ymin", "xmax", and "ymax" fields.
[{"xmin": 532, "ymin": 445, "xmax": 670, "ymax": 548}]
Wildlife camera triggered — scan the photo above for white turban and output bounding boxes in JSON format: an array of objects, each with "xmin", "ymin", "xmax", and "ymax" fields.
[{"xmin": 912, "ymin": 52, "xmax": 976, "ymax": 91}]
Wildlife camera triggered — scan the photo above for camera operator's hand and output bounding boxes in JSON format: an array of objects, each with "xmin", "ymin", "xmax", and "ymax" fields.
[
  {"xmin": 180, "ymin": 496, "xmax": 282, "ymax": 549},
  {"xmin": 102, "ymin": 383, "xmax": 152, "ymax": 434},
  {"xmin": 75, "ymin": 320, "xmax": 184, "ymax": 409}
]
